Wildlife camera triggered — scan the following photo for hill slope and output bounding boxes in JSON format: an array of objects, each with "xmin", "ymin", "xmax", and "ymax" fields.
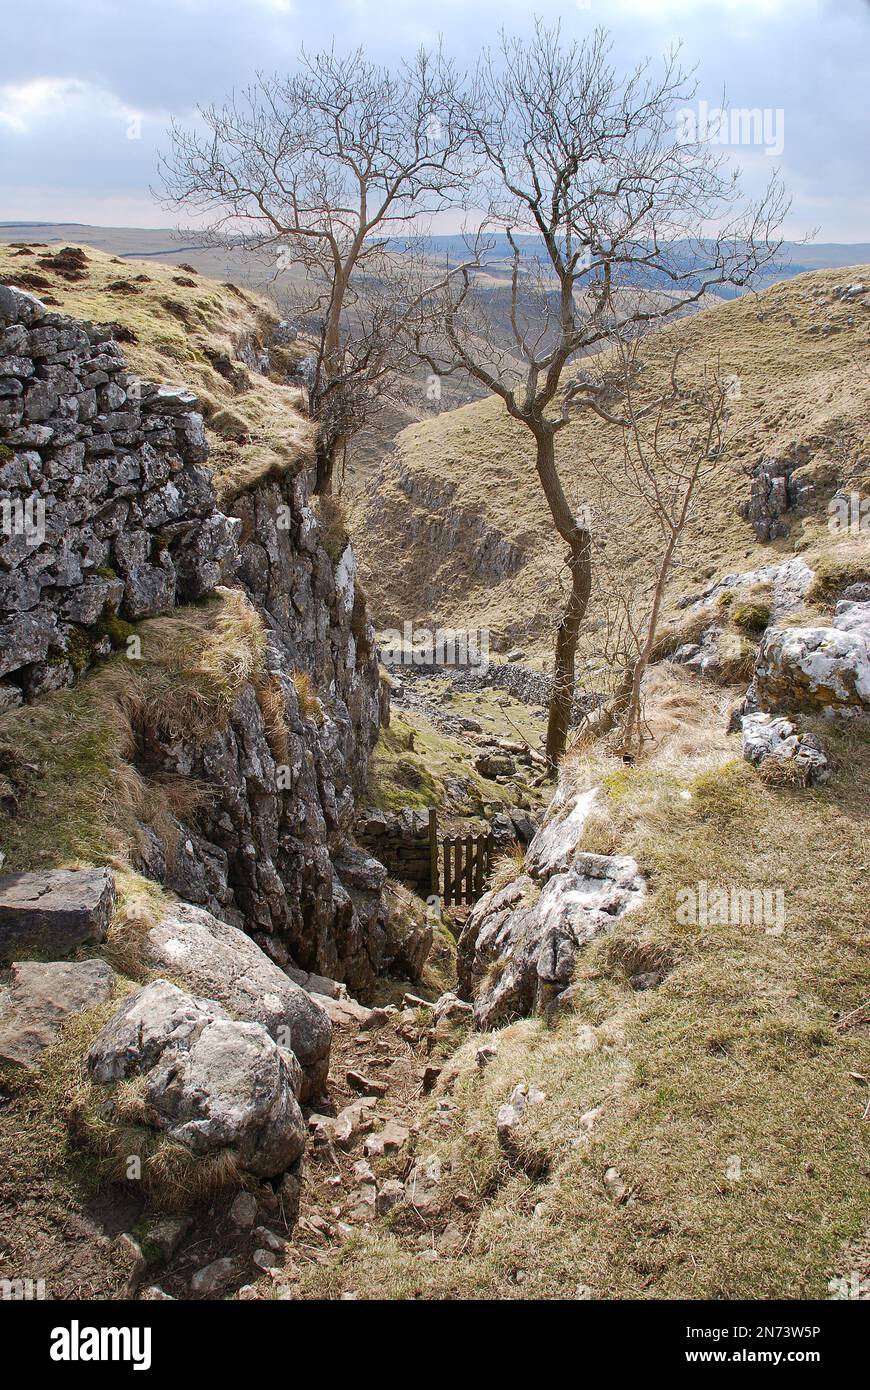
[
  {"xmin": 0, "ymin": 240, "xmax": 315, "ymax": 503},
  {"xmin": 354, "ymin": 266, "xmax": 870, "ymax": 655}
]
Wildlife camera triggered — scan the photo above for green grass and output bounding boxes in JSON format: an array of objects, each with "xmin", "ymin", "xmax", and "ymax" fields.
[{"xmin": 0, "ymin": 588, "xmax": 266, "ymax": 874}]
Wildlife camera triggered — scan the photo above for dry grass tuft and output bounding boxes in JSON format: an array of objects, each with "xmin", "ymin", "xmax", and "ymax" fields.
[
  {"xmin": 255, "ymin": 672, "xmax": 290, "ymax": 762},
  {"xmin": 291, "ymin": 669, "xmax": 323, "ymax": 725},
  {"xmin": 486, "ymin": 843, "xmax": 527, "ymax": 893}
]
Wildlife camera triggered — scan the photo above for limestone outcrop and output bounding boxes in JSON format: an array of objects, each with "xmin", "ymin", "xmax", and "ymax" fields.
[
  {"xmin": 0, "ymin": 285, "xmax": 239, "ymax": 703},
  {"xmin": 754, "ymin": 600, "xmax": 870, "ymax": 715},
  {"xmin": 741, "ymin": 712, "xmax": 831, "ymax": 785},
  {"xmin": 143, "ymin": 903, "xmax": 331, "ymax": 1101},
  {"xmin": 458, "ymin": 785, "xmax": 645, "ymax": 1027},
  {"xmin": 0, "ymin": 287, "xmax": 414, "ymax": 994}
]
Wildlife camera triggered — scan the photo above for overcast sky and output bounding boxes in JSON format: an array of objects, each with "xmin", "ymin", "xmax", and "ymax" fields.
[{"xmin": 1, "ymin": 0, "xmax": 868, "ymax": 241}]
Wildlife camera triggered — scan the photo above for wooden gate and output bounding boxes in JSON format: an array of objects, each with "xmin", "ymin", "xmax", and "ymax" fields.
[{"xmin": 428, "ymin": 809, "xmax": 493, "ymax": 907}]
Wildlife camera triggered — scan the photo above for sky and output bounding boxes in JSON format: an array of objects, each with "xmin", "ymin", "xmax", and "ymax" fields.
[{"xmin": 0, "ymin": 0, "xmax": 868, "ymax": 241}]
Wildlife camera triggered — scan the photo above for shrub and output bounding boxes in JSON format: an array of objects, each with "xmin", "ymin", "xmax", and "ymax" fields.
[{"xmin": 731, "ymin": 600, "xmax": 772, "ymax": 635}]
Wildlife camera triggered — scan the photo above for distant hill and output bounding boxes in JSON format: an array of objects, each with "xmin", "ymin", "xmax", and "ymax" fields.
[
  {"xmin": 352, "ymin": 263, "xmax": 870, "ymax": 654},
  {"xmin": 3, "ymin": 222, "xmax": 870, "ymax": 294}
]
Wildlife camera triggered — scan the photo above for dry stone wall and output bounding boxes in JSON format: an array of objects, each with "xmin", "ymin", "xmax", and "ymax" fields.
[{"xmin": 0, "ymin": 284, "xmax": 239, "ymax": 706}]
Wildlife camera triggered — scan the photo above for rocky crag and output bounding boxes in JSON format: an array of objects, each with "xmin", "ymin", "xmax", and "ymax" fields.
[{"xmin": 0, "ymin": 282, "xmax": 416, "ymax": 994}]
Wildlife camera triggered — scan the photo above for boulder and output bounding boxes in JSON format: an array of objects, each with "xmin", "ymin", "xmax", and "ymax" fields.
[
  {"xmin": 142, "ymin": 903, "xmax": 331, "ymax": 1101},
  {"xmin": 0, "ymin": 867, "xmax": 115, "ymax": 963},
  {"xmin": 87, "ymin": 980, "xmax": 305, "ymax": 1178},
  {"xmin": 0, "ymin": 958, "xmax": 115, "ymax": 1068},
  {"xmin": 741, "ymin": 712, "xmax": 831, "ymax": 785},
  {"xmin": 754, "ymin": 602, "xmax": 870, "ymax": 714},
  {"xmin": 474, "ymin": 752, "xmax": 515, "ymax": 778}
]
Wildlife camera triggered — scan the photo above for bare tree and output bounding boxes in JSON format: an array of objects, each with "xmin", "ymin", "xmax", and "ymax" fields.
[
  {"xmin": 594, "ymin": 342, "xmax": 728, "ymax": 755},
  {"xmin": 159, "ymin": 45, "xmax": 471, "ymax": 492},
  {"xmin": 412, "ymin": 23, "xmax": 786, "ymax": 769}
]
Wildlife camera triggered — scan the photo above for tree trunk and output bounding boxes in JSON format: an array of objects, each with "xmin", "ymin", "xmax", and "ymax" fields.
[
  {"xmin": 534, "ymin": 427, "xmax": 592, "ymax": 771},
  {"xmin": 618, "ymin": 523, "xmax": 679, "ymax": 754},
  {"xmin": 314, "ymin": 439, "xmax": 334, "ymax": 495}
]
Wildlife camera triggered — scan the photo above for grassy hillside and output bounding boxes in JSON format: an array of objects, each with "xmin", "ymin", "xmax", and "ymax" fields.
[
  {"xmin": 297, "ymin": 666, "xmax": 870, "ymax": 1300},
  {"xmin": 353, "ymin": 266, "xmax": 870, "ymax": 654},
  {"xmin": 0, "ymin": 241, "xmax": 315, "ymax": 503}
]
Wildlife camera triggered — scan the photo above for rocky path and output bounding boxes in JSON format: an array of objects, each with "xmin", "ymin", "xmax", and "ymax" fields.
[{"xmin": 139, "ymin": 984, "xmax": 473, "ymax": 1300}]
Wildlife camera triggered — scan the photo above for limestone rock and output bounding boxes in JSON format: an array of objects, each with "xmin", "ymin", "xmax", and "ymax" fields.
[
  {"xmin": 0, "ymin": 867, "xmax": 115, "ymax": 963},
  {"xmin": 525, "ymin": 787, "xmax": 599, "ymax": 878},
  {"xmin": 190, "ymin": 1258, "xmax": 237, "ymax": 1296},
  {"xmin": 363, "ymin": 1119, "xmax": 409, "ymax": 1157},
  {"xmin": 229, "ymin": 1192, "xmax": 258, "ymax": 1229},
  {"xmin": 0, "ymin": 958, "xmax": 115, "ymax": 1068},
  {"xmin": 87, "ymin": 979, "xmax": 305, "ymax": 1178},
  {"xmin": 406, "ymin": 1155, "xmax": 443, "ymax": 1213},
  {"xmin": 459, "ymin": 844, "xmax": 644, "ymax": 1029},
  {"xmin": 741, "ymin": 711, "xmax": 831, "ymax": 785},
  {"xmin": 143, "ymin": 903, "xmax": 331, "ymax": 1101},
  {"xmin": 754, "ymin": 602, "xmax": 870, "ymax": 715},
  {"xmin": 497, "ymin": 1083, "xmax": 546, "ymax": 1149}
]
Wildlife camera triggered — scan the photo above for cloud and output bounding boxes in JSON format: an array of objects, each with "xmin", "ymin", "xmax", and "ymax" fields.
[{"xmin": 0, "ymin": 0, "xmax": 867, "ymax": 238}]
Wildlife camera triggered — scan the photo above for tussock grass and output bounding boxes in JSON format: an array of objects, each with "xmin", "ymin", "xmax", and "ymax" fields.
[
  {"xmin": 486, "ymin": 844, "xmax": 527, "ymax": 894},
  {"xmin": 807, "ymin": 550, "xmax": 870, "ymax": 607},
  {"xmin": 30, "ymin": 996, "xmax": 245, "ymax": 1208},
  {"xmin": 314, "ymin": 494, "xmax": 350, "ymax": 562},
  {"xmin": 290, "ymin": 669, "xmax": 323, "ymax": 725}
]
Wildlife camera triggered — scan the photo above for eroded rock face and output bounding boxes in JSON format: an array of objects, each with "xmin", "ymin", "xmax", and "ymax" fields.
[
  {"xmin": 459, "ymin": 788, "xmax": 645, "ymax": 1028},
  {"xmin": 87, "ymin": 979, "xmax": 306, "ymax": 1178},
  {"xmin": 736, "ymin": 448, "xmax": 821, "ymax": 541},
  {"xmin": 143, "ymin": 902, "xmax": 331, "ymax": 1101},
  {"xmin": 0, "ymin": 957, "xmax": 115, "ymax": 1067},
  {"xmin": 754, "ymin": 601, "xmax": 870, "ymax": 715},
  {"xmin": 0, "ymin": 292, "xmax": 400, "ymax": 996},
  {"xmin": 0, "ymin": 286, "xmax": 239, "ymax": 700},
  {"xmin": 131, "ymin": 473, "xmax": 392, "ymax": 994}
]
